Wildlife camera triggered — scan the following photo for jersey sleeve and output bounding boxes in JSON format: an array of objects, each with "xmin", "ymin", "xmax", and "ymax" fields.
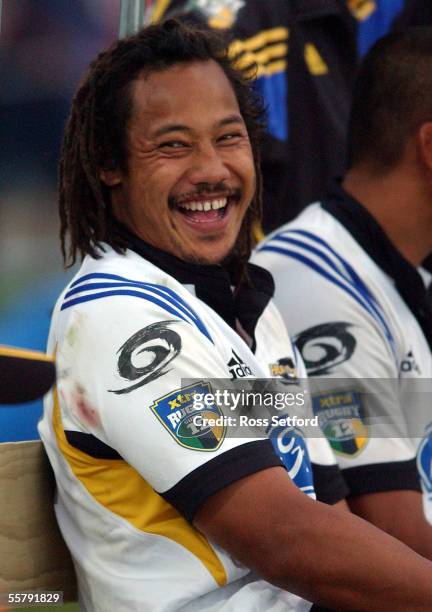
[
  {"xmin": 255, "ymin": 249, "xmax": 420, "ymax": 497},
  {"xmin": 294, "ymin": 343, "xmax": 350, "ymax": 504},
  {"xmin": 255, "ymin": 298, "xmax": 349, "ymax": 504},
  {"xmin": 55, "ymin": 291, "xmax": 282, "ymax": 522}
]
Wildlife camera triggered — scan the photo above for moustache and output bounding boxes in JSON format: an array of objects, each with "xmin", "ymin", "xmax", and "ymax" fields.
[{"xmin": 169, "ymin": 184, "xmax": 241, "ymax": 208}]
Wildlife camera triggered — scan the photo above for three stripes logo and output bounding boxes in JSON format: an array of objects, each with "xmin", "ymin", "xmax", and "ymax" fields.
[
  {"xmin": 258, "ymin": 229, "xmax": 396, "ymax": 359},
  {"xmin": 61, "ymin": 272, "xmax": 213, "ymax": 343},
  {"xmin": 228, "ymin": 27, "xmax": 289, "ymax": 79}
]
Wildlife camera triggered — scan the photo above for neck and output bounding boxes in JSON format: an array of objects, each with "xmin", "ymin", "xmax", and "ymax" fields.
[{"xmin": 342, "ymin": 163, "xmax": 432, "ymax": 267}]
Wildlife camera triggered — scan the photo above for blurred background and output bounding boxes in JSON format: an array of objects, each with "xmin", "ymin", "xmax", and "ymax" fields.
[
  {"xmin": 1, "ymin": 0, "xmax": 430, "ymax": 443},
  {"xmin": 0, "ymin": 0, "xmax": 121, "ymax": 442}
]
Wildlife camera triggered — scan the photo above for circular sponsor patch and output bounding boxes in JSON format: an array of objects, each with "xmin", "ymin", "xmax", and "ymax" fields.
[{"xmin": 418, "ymin": 433, "xmax": 432, "ymax": 493}]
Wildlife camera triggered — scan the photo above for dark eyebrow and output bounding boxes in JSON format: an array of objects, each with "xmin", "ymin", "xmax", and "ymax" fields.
[
  {"xmin": 152, "ymin": 114, "xmax": 245, "ymax": 139},
  {"xmin": 152, "ymin": 124, "xmax": 192, "ymax": 138},
  {"xmin": 218, "ymin": 114, "xmax": 244, "ymax": 127}
]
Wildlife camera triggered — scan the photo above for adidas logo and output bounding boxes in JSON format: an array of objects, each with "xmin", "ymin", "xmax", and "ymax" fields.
[
  {"xmin": 400, "ymin": 350, "xmax": 421, "ymax": 375},
  {"xmin": 227, "ymin": 350, "xmax": 253, "ymax": 380}
]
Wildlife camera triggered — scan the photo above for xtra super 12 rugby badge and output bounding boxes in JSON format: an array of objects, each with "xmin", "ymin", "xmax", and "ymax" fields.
[
  {"xmin": 151, "ymin": 381, "xmax": 225, "ymax": 451},
  {"xmin": 312, "ymin": 389, "xmax": 369, "ymax": 457}
]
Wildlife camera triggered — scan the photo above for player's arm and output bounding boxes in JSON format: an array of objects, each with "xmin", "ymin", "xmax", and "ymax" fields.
[
  {"xmin": 256, "ymin": 300, "xmax": 349, "ymax": 510},
  {"xmin": 348, "ymin": 489, "xmax": 432, "ymax": 560},
  {"xmin": 256, "ymin": 249, "xmax": 432, "ymax": 558},
  {"xmin": 58, "ymin": 297, "xmax": 432, "ymax": 607},
  {"xmin": 195, "ymin": 466, "xmax": 432, "ymax": 610},
  {"xmin": 304, "ymin": 319, "xmax": 430, "ymax": 559},
  {"xmin": 300, "ymin": 313, "xmax": 431, "ymax": 560}
]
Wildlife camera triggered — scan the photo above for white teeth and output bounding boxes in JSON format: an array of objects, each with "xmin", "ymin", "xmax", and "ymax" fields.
[
  {"xmin": 214, "ymin": 198, "xmax": 228, "ymax": 210},
  {"xmin": 177, "ymin": 197, "xmax": 228, "ymax": 211}
]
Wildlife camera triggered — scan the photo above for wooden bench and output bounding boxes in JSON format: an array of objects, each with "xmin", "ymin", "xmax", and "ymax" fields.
[{"xmin": 0, "ymin": 441, "xmax": 77, "ymax": 601}]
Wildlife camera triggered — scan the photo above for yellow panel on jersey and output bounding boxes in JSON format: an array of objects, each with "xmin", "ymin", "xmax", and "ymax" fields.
[
  {"xmin": 264, "ymin": 60, "xmax": 287, "ymax": 76},
  {"xmin": 235, "ymin": 52, "xmax": 287, "ymax": 78},
  {"xmin": 234, "ymin": 43, "xmax": 288, "ymax": 71},
  {"xmin": 252, "ymin": 222, "xmax": 265, "ymax": 244},
  {"xmin": 151, "ymin": 0, "xmax": 172, "ymax": 23},
  {"xmin": 304, "ymin": 44, "xmax": 329, "ymax": 76},
  {"xmin": 347, "ymin": 0, "xmax": 376, "ymax": 21},
  {"xmin": 228, "ymin": 28, "xmax": 288, "ymax": 80},
  {"xmin": 243, "ymin": 59, "xmax": 287, "ymax": 79},
  {"xmin": 52, "ymin": 389, "xmax": 227, "ymax": 587},
  {"xmin": 228, "ymin": 27, "xmax": 289, "ymax": 56}
]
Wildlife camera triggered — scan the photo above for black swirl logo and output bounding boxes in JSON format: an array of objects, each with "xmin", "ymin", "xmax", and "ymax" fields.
[
  {"xmin": 109, "ymin": 321, "xmax": 181, "ymax": 395},
  {"xmin": 294, "ymin": 322, "xmax": 356, "ymax": 376}
]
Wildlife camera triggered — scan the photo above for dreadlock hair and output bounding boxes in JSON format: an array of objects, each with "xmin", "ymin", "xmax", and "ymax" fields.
[{"xmin": 59, "ymin": 18, "xmax": 265, "ymax": 286}]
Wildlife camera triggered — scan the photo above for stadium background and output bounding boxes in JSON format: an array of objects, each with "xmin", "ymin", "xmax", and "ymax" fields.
[{"xmin": 1, "ymin": 2, "xmax": 121, "ymax": 609}]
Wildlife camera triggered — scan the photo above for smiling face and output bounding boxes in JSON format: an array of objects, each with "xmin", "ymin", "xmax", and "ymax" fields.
[{"xmin": 105, "ymin": 60, "xmax": 256, "ymax": 265}]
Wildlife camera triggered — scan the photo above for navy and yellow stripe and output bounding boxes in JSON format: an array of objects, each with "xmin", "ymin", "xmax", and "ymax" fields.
[
  {"xmin": 228, "ymin": 27, "xmax": 289, "ymax": 142},
  {"xmin": 228, "ymin": 27, "xmax": 289, "ymax": 79},
  {"xmin": 349, "ymin": 0, "xmax": 405, "ymax": 57},
  {"xmin": 52, "ymin": 389, "xmax": 227, "ymax": 586}
]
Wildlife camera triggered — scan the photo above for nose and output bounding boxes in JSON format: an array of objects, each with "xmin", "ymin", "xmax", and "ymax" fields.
[{"xmin": 186, "ymin": 143, "xmax": 231, "ymax": 186}]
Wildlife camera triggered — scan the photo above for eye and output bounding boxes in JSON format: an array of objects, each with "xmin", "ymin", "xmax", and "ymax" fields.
[
  {"xmin": 218, "ymin": 132, "xmax": 244, "ymax": 143},
  {"xmin": 159, "ymin": 140, "xmax": 189, "ymax": 149}
]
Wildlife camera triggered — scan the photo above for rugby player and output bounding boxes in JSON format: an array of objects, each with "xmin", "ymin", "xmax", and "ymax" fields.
[
  {"xmin": 39, "ymin": 20, "xmax": 432, "ymax": 611},
  {"xmin": 254, "ymin": 27, "xmax": 432, "ymax": 560}
]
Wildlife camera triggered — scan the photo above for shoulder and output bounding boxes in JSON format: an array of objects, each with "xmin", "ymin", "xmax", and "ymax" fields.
[
  {"xmin": 55, "ymin": 247, "xmax": 212, "ymax": 342},
  {"xmin": 49, "ymin": 249, "xmax": 222, "ymax": 402},
  {"xmin": 252, "ymin": 207, "xmax": 403, "ymax": 374},
  {"xmin": 253, "ymin": 203, "xmax": 359, "ymax": 275}
]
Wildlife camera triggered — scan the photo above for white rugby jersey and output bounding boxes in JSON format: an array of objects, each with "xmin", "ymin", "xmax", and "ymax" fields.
[
  {"xmin": 38, "ymin": 237, "xmax": 337, "ymax": 612},
  {"xmin": 253, "ymin": 182, "xmax": 432, "ymax": 521}
]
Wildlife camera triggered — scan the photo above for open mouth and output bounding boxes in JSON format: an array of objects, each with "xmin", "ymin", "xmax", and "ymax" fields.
[{"xmin": 172, "ymin": 192, "xmax": 240, "ymax": 224}]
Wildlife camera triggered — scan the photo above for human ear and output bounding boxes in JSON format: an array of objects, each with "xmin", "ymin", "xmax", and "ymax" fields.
[
  {"xmin": 99, "ymin": 168, "xmax": 123, "ymax": 186},
  {"xmin": 417, "ymin": 122, "xmax": 432, "ymax": 172}
]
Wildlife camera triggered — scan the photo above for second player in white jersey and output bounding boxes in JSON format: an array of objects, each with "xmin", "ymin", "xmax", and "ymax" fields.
[{"xmin": 253, "ymin": 189, "xmax": 432, "ymax": 521}]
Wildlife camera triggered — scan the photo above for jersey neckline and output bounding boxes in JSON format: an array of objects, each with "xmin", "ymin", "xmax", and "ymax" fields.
[{"xmin": 322, "ymin": 179, "xmax": 432, "ymax": 350}]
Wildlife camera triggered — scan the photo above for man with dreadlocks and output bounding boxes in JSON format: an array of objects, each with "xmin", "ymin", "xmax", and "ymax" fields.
[{"xmin": 39, "ymin": 19, "xmax": 432, "ymax": 612}]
